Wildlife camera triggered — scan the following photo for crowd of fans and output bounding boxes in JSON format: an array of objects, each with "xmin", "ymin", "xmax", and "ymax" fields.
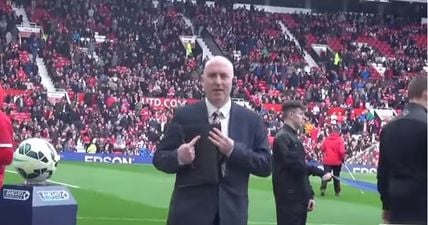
[
  {"xmin": 1, "ymin": 0, "xmax": 426, "ymax": 166},
  {"xmin": 0, "ymin": 6, "xmax": 41, "ymax": 91},
  {"xmin": 290, "ymin": 12, "xmax": 427, "ymax": 77}
]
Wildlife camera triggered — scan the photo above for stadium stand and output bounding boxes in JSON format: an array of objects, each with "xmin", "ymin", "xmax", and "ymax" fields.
[{"xmin": 1, "ymin": 0, "xmax": 426, "ymax": 166}]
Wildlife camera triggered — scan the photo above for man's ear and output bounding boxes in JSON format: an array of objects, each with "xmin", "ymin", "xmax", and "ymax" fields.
[
  {"xmin": 200, "ymin": 72, "xmax": 206, "ymax": 83},
  {"xmin": 422, "ymin": 90, "xmax": 427, "ymax": 100},
  {"xmin": 200, "ymin": 74, "xmax": 205, "ymax": 90}
]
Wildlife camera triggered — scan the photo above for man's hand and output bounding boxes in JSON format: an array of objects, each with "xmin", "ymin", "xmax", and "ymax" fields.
[
  {"xmin": 208, "ymin": 127, "xmax": 234, "ymax": 157},
  {"xmin": 322, "ymin": 172, "xmax": 333, "ymax": 181},
  {"xmin": 307, "ymin": 199, "xmax": 316, "ymax": 211},
  {"xmin": 177, "ymin": 136, "xmax": 201, "ymax": 165},
  {"xmin": 382, "ymin": 210, "xmax": 390, "ymax": 224}
]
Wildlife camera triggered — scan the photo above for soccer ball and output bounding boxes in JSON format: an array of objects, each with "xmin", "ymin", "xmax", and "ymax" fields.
[{"xmin": 13, "ymin": 138, "xmax": 60, "ymax": 183}]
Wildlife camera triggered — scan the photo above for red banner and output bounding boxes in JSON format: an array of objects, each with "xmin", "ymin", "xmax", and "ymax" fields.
[
  {"xmin": 3, "ymin": 89, "xmax": 32, "ymax": 96},
  {"xmin": 328, "ymin": 107, "xmax": 366, "ymax": 117},
  {"xmin": 10, "ymin": 112, "xmax": 31, "ymax": 122},
  {"xmin": 68, "ymin": 93, "xmax": 200, "ymax": 110},
  {"xmin": 263, "ymin": 103, "xmax": 282, "ymax": 112}
]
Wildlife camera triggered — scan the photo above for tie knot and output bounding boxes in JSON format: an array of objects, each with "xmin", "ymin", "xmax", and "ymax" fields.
[{"xmin": 212, "ymin": 110, "xmax": 222, "ymax": 124}]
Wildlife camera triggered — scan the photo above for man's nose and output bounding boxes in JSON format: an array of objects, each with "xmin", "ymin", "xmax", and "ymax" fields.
[{"xmin": 213, "ymin": 75, "xmax": 222, "ymax": 84}]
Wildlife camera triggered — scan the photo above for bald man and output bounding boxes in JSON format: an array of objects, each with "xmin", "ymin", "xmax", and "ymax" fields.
[{"xmin": 154, "ymin": 56, "xmax": 271, "ymax": 225}]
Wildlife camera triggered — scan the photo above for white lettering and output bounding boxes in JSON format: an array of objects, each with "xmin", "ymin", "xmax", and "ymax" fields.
[
  {"xmin": 84, "ymin": 156, "xmax": 93, "ymax": 162},
  {"xmin": 179, "ymin": 99, "xmax": 187, "ymax": 106},
  {"xmin": 165, "ymin": 99, "xmax": 173, "ymax": 107},
  {"xmin": 3, "ymin": 189, "xmax": 31, "ymax": 201},
  {"xmin": 90, "ymin": 156, "xmax": 102, "ymax": 163},
  {"xmin": 38, "ymin": 191, "xmax": 69, "ymax": 201},
  {"xmin": 123, "ymin": 158, "xmax": 134, "ymax": 164},
  {"xmin": 111, "ymin": 157, "xmax": 122, "ymax": 163},
  {"xmin": 84, "ymin": 155, "xmax": 134, "ymax": 164},
  {"xmin": 360, "ymin": 168, "xmax": 369, "ymax": 174},
  {"xmin": 352, "ymin": 167, "xmax": 377, "ymax": 174},
  {"xmin": 140, "ymin": 97, "xmax": 189, "ymax": 108}
]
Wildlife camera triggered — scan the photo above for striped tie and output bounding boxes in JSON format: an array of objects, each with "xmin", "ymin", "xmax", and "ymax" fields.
[
  {"xmin": 212, "ymin": 110, "xmax": 226, "ymax": 178},
  {"xmin": 212, "ymin": 110, "xmax": 222, "ymax": 127}
]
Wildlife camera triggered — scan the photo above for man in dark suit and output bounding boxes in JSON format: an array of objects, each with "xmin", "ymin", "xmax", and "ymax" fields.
[
  {"xmin": 153, "ymin": 56, "xmax": 271, "ymax": 225},
  {"xmin": 377, "ymin": 75, "xmax": 427, "ymax": 225},
  {"xmin": 272, "ymin": 101, "xmax": 332, "ymax": 225}
]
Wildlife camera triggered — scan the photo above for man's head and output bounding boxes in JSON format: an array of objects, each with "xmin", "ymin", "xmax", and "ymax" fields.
[
  {"xmin": 202, "ymin": 56, "xmax": 234, "ymax": 108},
  {"xmin": 407, "ymin": 75, "xmax": 427, "ymax": 109},
  {"xmin": 329, "ymin": 125, "xmax": 341, "ymax": 135},
  {"xmin": 282, "ymin": 101, "xmax": 306, "ymax": 130}
]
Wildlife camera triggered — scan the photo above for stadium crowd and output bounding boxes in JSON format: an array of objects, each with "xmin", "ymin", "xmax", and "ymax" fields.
[
  {"xmin": 290, "ymin": 12, "xmax": 427, "ymax": 76},
  {"xmin": 1, "ymin": 0, "xmax": 427, "ymax": 166}
]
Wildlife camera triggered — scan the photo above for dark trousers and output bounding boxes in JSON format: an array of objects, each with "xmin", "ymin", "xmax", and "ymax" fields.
[
  {"xmin": 275, "ymin": 202, "xmax": 307, "ymax": 225},
  {"xmin": 390, "ymin": 197, "xmax": 427, "ymax": 225},
  {"xmin": 320, "ymin": 164, "xmax": 342, "ymax": 194}
]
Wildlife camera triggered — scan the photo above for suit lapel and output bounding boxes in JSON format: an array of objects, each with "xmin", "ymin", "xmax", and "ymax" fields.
[
  {"xmin": 228, "ymin": 103, "xmax": 239, "ymax": 141},
  {"xmin": 194, "ymin": 101, "xmax": 209, "ymax": 124}
]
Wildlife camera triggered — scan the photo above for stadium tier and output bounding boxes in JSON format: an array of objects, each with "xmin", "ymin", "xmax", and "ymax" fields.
[{"xmin": 1, "ymin": 0, "xmax": 426, "ymax": 168}]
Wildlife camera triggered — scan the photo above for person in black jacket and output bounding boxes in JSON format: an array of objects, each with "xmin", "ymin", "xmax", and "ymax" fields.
[
  {"xmin": 377, "ymin": 75, "xmax": 427, "ymax": 225},
  {"xmin": 272, "ymin": 101, "xmax": 332, "ymax": 225}
]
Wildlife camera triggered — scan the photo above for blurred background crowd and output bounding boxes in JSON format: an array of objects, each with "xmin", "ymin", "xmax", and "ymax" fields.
[{"xmin": 1, "ymin": 0, "xmax": 426, "ymax": 166}]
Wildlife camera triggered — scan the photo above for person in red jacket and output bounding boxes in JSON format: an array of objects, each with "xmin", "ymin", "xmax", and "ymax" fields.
[
  {"xmin": 320, "ymin": 126, "xmax": 346, "ymax": 196},
  {"xmin": 0, "ymin": 85, "xmax": 14, "ymax": 187}
]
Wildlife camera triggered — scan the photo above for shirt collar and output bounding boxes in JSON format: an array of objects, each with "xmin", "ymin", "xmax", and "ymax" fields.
[{"xmin": 205, "ymin": 98, "xmax": 232, "ymax": 118}]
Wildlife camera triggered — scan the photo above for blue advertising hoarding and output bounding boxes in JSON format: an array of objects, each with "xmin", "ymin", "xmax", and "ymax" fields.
[
  {"xmin": 59, "ymin": 152, "xmax": 378, "ymax": 174},
  {"xmin": 59, "ymin": 152, "xmax": 153, "ymax": 165}
]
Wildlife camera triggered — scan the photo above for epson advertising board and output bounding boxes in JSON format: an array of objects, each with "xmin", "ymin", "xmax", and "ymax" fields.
[{"xmin": 60, "ymin": 152, "xmax": 377, "ymax": 173}]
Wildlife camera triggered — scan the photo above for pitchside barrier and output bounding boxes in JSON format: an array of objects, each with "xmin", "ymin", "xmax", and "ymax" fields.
[{"xmin": 59, "ymin": 152, "xmax": 378, "ymax": 174}]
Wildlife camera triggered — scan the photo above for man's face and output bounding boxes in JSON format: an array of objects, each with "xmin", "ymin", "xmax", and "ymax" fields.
[
  {"xmin": 202, "ymin": 60, "xmax": 233, "ymax": 108},
  {"xmin": 290, "ymin": 108, "xmax": 306, "ymax": 129}
]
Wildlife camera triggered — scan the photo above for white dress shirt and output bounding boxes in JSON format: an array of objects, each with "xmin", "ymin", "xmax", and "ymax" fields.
[{"xmin": 205, "ymin": 98, "xmax": 231, "ymax": 138}]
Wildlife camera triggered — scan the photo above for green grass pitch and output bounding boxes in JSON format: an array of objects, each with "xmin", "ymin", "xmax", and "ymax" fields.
[{"xmin": 4, "ymin": 162, "xmax": 382, "ymax": 225}]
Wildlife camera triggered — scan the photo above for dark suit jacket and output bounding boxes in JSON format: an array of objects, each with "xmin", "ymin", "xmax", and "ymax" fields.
[
  {"xmin": 153, "ymin": 101, "xmax": 271, "ymax": 225},
  {"xmin": 377, "ymin": 103, "xmax": 427, "ymax": 224}
]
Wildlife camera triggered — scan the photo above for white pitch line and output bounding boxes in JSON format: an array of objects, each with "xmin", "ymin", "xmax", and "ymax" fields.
[
  {"xmin": 45, "ymin": 180, "xmax": 80, "ymax": 189},
  {"xmin": 77, "ymin": 216, "xmax": 352, "ymax": 225},
  {"xmin": 78, "ymin": 216, "xmax": 164, "ymax": 223},
  {"xmin": 6, "ymin": 170, "xmax": 80, "ymax": 189}
]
